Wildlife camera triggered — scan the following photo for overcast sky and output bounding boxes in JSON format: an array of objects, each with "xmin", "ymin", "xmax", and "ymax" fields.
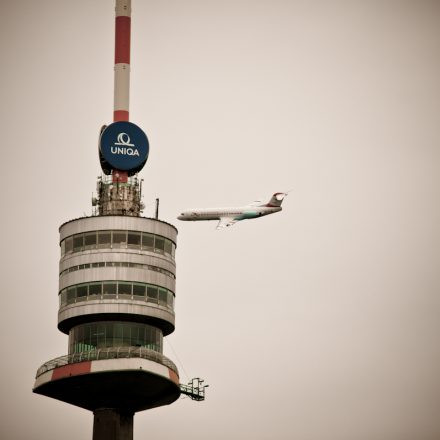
[{"xmin": 1, "ymin": 1, "xmax": 440, "ymax": 439}]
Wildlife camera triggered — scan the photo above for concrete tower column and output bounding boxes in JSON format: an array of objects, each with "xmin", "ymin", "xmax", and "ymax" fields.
[{"xmin": 93, "ymin": 409, "xmax": 134, "ymax": 440}]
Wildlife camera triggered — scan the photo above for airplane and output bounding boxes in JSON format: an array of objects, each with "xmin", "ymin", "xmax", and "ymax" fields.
[{"xmin": 177, "ymin": 192, "xmax": 288, "ymax": 229}]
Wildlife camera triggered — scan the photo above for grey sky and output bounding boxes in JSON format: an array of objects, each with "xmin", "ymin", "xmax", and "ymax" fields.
[{"xmin": 1, "ymin": 1, "xmax": 440, "ymax": 439}]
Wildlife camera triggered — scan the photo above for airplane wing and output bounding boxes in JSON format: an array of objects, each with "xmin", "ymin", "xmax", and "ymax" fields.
[{"xmin": 216, "ymin": 217, "xmax": 238, "ymax": 229}]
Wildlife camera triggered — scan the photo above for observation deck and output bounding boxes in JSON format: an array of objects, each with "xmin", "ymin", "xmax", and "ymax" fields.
[{"xmin": 34, "ymin": 347, "xmax": 180, "ymax": 412}]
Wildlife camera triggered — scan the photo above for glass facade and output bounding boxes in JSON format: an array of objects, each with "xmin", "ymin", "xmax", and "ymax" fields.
[
  {"xmin": 59, "ymin": 281, "xmax": 174, "ymax": 309},
  {"xmin": 68, "ymin": 321, "xmax": 163, "ymax": 354},
  {"xmin": 61, "ymin": 230, "xmax": 175, "ymax": 257}
]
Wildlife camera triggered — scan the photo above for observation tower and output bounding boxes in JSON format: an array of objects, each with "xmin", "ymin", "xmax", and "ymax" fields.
[{"xmin": 33, "ymin": 2, "xmax": 205, "ymax": 439}]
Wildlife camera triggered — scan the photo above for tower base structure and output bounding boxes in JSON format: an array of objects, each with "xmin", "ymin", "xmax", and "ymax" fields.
[
  {"xmin": 34, "ymin": 351, "xmax": 181, "ymax": 440},
  {"xmin": 93, "ymin": 409, "xmax": 133, "ymax": 440}
]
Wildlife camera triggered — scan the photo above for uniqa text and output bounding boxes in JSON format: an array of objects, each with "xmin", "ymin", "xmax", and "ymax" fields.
[{"xmin": 111, "ymin": 146, "xmax": 140, "ymax": 156}]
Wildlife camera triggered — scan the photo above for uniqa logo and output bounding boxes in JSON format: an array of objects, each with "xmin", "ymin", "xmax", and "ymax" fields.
[{"xmin": 110, "ymin": 132, "xmax": 140, "ymax": 156}]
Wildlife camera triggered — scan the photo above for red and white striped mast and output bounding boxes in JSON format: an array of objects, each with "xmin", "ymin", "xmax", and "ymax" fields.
[{"xmin": 113, "ymin": 0, "xmax": 131, "ymax": 183}]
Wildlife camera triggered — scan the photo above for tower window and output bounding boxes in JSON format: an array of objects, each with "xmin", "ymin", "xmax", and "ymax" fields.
[
  {"xmin": 84, "ymin": 232, "xmax": 97, "ymax": 249},
  {"xmin": 73, "ymin": 234, "xmax": 84, "ymax": 252},
  {"xmin": 141, "ymin": 233, "xmax": 154, "ymax": 249},
  {"xmin": 155, "ymin": 237, "xmax": 165, "ymax": 252},
  {"xmin": 59, "ymin": 281, "xmax": 174, "ymax": 310},
  {"xmin": 69, "ymin": 321, "xmax": 163, "ymax": 354},
  {"xmin": 98, "ymin": 232, "xmax": 111, "ymax": 248},
  {"xmin": 112, "ymin": 231, "xmax": 127, "ymax": 248},
  {"xmin": 127, "ymin": 232, "xmax": 141, "ymax": 249},
  {"xmin": 118, "ymin": 283, "xmax": 132, "ymax": 299},
  {"xmin": 61, "ymin": 230, "xmax": 175, "ymax": 257},
  {"xmin": 103, "ymin": 283, "xmax": 117, "ymax": 298}
]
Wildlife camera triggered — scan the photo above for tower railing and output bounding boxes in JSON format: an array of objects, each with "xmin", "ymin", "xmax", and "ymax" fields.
[
  {"xmin": 179, "ymin": 378, "xmax": 208, "ymax": 401},
  {"xmin": 35, "ymin": 346, "xmax": 178, "ymax": 378},
  {"xmin": 99, "ymin": 174, "xmax": 140, "ymax": 185}
]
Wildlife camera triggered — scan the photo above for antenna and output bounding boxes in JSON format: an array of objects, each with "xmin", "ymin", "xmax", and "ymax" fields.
[{"xmin": 112, "ymin": 0, "xmax": 131, "ymax": 184}]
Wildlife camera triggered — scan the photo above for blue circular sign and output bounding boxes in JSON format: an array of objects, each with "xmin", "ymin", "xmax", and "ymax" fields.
[{"xmin": 100, "ymin": 121, "xmax": 149, "ymax": 172}]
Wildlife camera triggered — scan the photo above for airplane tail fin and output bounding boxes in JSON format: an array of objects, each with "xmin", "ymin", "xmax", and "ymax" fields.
[{"xmin": 264, "ymin": 192, "xmax": 287, "ymax": 207}]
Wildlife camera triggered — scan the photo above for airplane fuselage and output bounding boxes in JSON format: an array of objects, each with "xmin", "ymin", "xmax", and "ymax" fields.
[
  {"xmin": 178, "ymin": 192, "xmax": 287, "ymax": 228},
  {"xmin": 178, "ymin": 206, "xmax": 282, "ymax": 221}
]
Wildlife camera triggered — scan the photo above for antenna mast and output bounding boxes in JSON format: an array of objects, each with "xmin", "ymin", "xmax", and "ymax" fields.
[
  {"xmin": 113, "ymin": 0, "xmax": 131, "ymax": 184},
  {"xmin": 95, "ymin": 0, "xmax": 145, "ymax": 216}
]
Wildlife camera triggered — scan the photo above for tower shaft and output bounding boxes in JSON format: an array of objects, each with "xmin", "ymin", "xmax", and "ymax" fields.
[{"xmin": 93, "ymin": 409, "xmax": 133, "ymax": 440}]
